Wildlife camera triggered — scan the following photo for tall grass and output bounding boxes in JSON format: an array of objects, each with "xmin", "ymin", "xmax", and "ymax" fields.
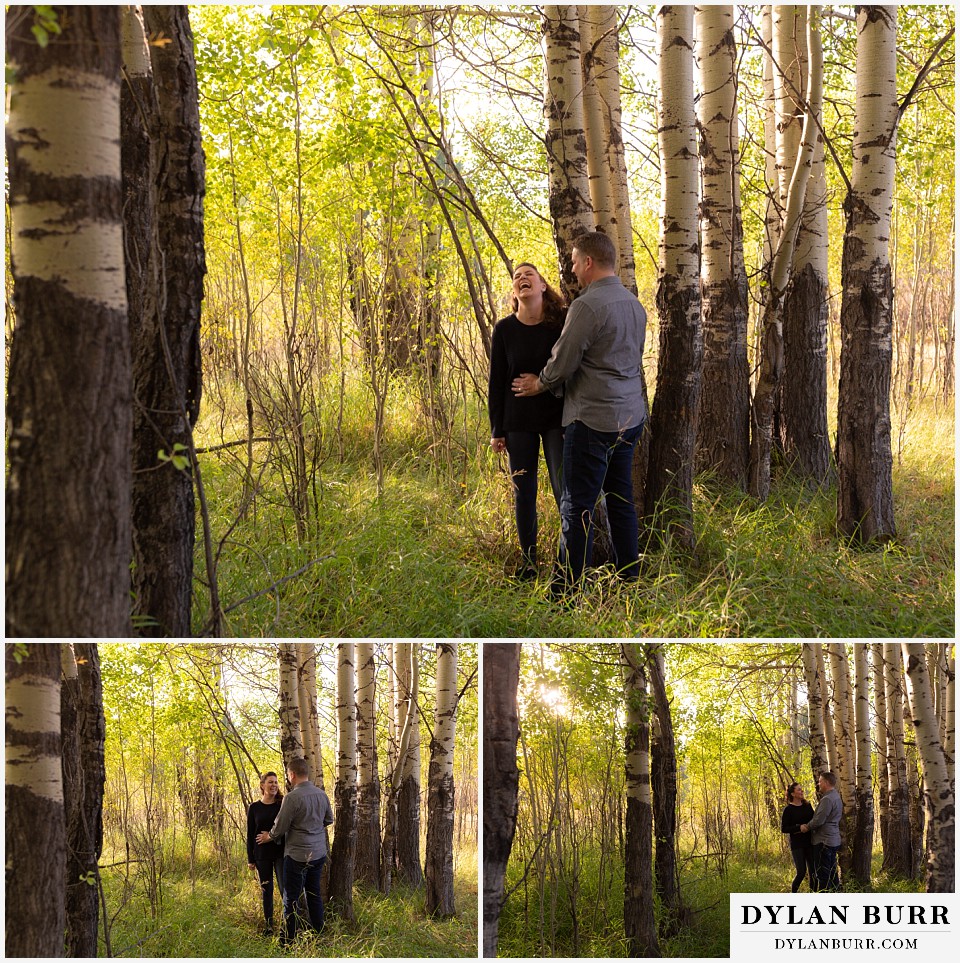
[
  {"xmin": 497, "ymin": 833, "xmax": 925, "ymax": 958},
  {"xmin": 192, "ymin": 374, "xmax": 953, "ymax": 637},
  {"xmin": 99, "ymin": 834, "xmax": 477, "ymax": 958}
]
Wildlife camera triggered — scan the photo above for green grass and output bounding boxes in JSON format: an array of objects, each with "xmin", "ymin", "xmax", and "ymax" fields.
[
  {"xmin": 497, "ymin": 835, "xmax": 925, "ymax": 958},
  {"xmin": 99, "ymin": 837, "xmax": 477, "ymax": 958},
  {"xmin": 191, "ymin": 378, "xmax": 953, "ymax": 637}
]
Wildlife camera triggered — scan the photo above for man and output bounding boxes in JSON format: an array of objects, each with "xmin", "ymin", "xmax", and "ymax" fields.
[
  {"xmin": 512, "ymin": 230, "xmax": 647, "ymax": 593},
  {"xmin": 257, "ymin": 757, "xmax": 333, "ymax": 944},
  {"xmin": 800, "ymin": 770, "xmax": 843, "ymax": 892}
]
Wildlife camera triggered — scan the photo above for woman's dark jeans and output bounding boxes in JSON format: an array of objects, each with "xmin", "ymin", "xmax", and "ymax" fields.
[
  {"xmin": 254, "ymin": 855, "xmax": 284, "ymax": 927},
  {"xmin": 790, "ymin": 845, "xmax": 815, "ymax": 892},
  {"xmin": 505, "ymin": 428, "xmax": 564, "ymax": 565}
]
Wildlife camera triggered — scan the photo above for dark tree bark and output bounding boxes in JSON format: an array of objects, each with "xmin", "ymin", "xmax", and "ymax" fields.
[
  {"xmin": 62, "ymin": 643, "xmax": 106, "ymax": 956},
  {"xmin": 622, "ymin": 645, "xmax": 660, "ymax": 957},
  {"xmin": 123, "ymin": 5, "xmax": 205, "ymax": 635},
  {"xmin": 482, "ymin": 643, "xmax": 520, "ymax": 958},
  {"xmin": 395, "ymin": 643, "xmax": 424, "ymax": 888},
  {"xmin": 5, "ymin": 6, "xmax": 131, "ymax": 637},
  {"xmin": 780, "ymin": 263, "xmax": 832, "ymax": 484},
  {"xmin": 647, "ymin": 644, "xmax": 680, "ymax": 936},
  {"xmin": 6, "ymin": 643, "xmax": 65, "ymax": 956}
]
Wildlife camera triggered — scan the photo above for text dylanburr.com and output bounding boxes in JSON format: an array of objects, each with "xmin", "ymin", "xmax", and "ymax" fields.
[{"xmin": 730, "ymin": 893, "xmax": 957, "ymax": 957}]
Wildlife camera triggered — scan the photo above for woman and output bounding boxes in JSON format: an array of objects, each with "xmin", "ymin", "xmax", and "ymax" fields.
[
  {"xmin": 488, "ymin": 263, "xmax": 567, "ymax": 580},
  {"xmin": 247, "ymin": 771, "xmax": 285, "ymax": 934},
  {"xmin": 781, "ymin": 781, "xmax": 816, "ymax": 892}
]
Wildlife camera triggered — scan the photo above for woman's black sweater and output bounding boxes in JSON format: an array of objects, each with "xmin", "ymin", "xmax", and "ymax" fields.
[
  {"xmin": 488, "ymin": 314, "xmax": 564, "ymax": 437},
  {"xmin": 246, "ymin": 799, "xmax": 284, "ymax": 863},
  {"xmin": 781, "ymin": 801, "xmax": 815, "ymax": 849}
]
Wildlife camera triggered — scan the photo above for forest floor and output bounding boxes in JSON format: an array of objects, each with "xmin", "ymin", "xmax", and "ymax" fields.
[
  {"xmin": 98, "ymin": 838, "xmax": 478, "ymax": 957},
  {"xmin": 497, "ymin": 841, "xmax": 925, "ymax": 957},
  {"xmin": 193, "ymin": 388, "xmax": 953, "ymax": 637}
]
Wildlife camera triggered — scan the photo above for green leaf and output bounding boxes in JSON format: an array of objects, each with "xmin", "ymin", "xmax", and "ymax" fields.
[{"xmin": 31, "ymin": 24, "xmax": 49, "ymax": 48}]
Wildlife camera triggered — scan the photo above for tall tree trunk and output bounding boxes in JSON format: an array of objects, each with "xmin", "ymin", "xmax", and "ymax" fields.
[
  {"xmin": 694, "ymin": 4, "xmax": 750, "ymax": 488},
  {"xmin": 882, "ymin": 641, "xmax": 914, "ymax": 877},
  {"xmin": 647, "ymin": 644, "xmax": 680, "ymax": 936},
  {"xmin": 296, "ymin": 643, "xmax": 324, "ymax": 787},
  {"xmin": 750, "ymin": 6, "xmax": 823, "ymax": 499},
  {"xmin": 482, "ymin": 643, "xmax": 520, "ymax": 958},
  {"xmin": 622, "ymin": 644, "xmax": 660, "ymax": 957},
  {"xmin": 126, "ymin": 5, "xmax": 205, "ymax": 635},
  {"xmin": 355, "ymin": 642, "xmax": 381, "ymax": 888},
  {"xmin": 836, "ymin": 6, "xmax": 898, "ymax": 542},
  {"xmin": 61, "ymin": 642, "xmax": 106, "ymax": 957},
  {"xmin": 330, "ymin": 642, "xmax": 357, "ymax": 919},
  {"xmin": 645, "ymin": 4, "xmax": 701, "ymax": 547},
  {"xmin": 582, "ymin": 4, "xmax": 636, "ymax": 290},
  {"xmin": 395, "ymin": 642, "xmax": 424, "ymax": 887},
  {"xmin": 826, "ymin": 642, "xmax": 856, "ymax": 875},
  {"xmin": 780, "ymin": 9, "xmax": 831, "ymax": 485},
  {"xmin": 543, "ymin": 5, "xmax": 595, "ymax": 298},
  {"xmin": 5, "ymin": 6, "xmax": 131, "ymax": 638},
  {"xmin": 277, "ymin": 643, "xmax": 303, "ymax": 774},
  {"xmin": 426, "ymin": 642, "xmax": 458, "ymax": 916},
  {"xmin": 872, "ymin": 641, "xmax": 890, "ymax": 860},
  {"xmin": 6, "ymin": 643, "xmax": 65, "ymax": 955},
  {"xmin": 801, "ymin": 643, "xmax": 828, "ymax": 782},
  {"xmin": 851, "ymin": 643, "xmax": 874, "ymax": 885},
  {"xmin": 902, "ymin": 642, "xmax": 955, "ymax": 892}
]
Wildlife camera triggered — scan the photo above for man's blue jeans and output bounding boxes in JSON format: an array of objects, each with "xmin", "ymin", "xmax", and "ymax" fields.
[
  {"xmin": 813, "ymin": 843, "xmax": 841, "ymax": 892},
  {"xmin": 558, "ymin": 420, "xmax": 643, "ymax": 585},
  {"xmin": 282, "ymin": 854, "xmax": 325, "ymax": 943}
]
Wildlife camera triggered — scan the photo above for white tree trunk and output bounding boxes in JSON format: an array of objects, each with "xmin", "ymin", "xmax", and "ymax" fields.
[
  {"xmin": 296, "ymin": 641, "xmax": 323, "ymax": 787},
  {"xmin": 851, "ymin": 643, "xmax": 874, "ymax": 884},
  {"xmin": 355, "ymin": 641, "xmax": 381, "ymax": 887},
  {"xmin": 902, "ymin": 642, "xmax": 955, "ymax": 892},
  {"xmin": 543, "ymin": 4, "xmax": 595, "ymax": 296},
  {"xmin": 330, "ymin": 641, "xmax": 357, "ymax": 918},
  {"xmin": 277, "ymin": 642, "xmax": 303, "ymax": 772},
  {"xmin": 882, "ymin": 641, "xmax": 914, "ymax": 876},
  {"xmin": 426, "ymin": 642, "xmax": 458, "ymax": 915},
  {"xmin": 836, "ymin": 6, "xmax": 898, "ymax": 541}
]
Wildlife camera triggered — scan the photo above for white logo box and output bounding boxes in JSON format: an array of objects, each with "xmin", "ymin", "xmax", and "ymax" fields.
[{"xmin": 730, "ymin": 892, "xmax": 957, "ymax": 959}]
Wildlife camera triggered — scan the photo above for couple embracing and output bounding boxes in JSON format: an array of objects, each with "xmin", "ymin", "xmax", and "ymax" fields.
[{"xmin": 488, "ymin": 230, "xmax": 647, "ymax": 598}]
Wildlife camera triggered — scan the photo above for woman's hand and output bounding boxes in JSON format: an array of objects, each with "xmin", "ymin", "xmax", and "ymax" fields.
[
  {"xmin": 491, "ymin": 437, "xmax": 507, "ymax": 453},
  {"xmin": 512, "ymin": 373, "xmax": 543, "ymax": 397}
]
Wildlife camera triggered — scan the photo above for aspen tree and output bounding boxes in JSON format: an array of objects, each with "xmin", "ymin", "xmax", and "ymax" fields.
[
  {"xmin": 62, "ymin": 642, "xmax": 106, "ymax": 956},
  {"xmin": 355, "ymin": 642, "xmax": 381, "ymax": 887},
  {"xmin": 127, "ymin": 5, "xmax": 206, "ymax": 635},
  {"xmin": 296, "ymin": 642, "xmax": 324, "ymax": 787},
  {"xmin": 648, "ymin": 643, "xmax": 679, "ymax": 933},
  {"xmin": 543, "ymin": 5, "xmax": 594, "ymax": 297},
  {"xmin": 801, "ymin": 643, "xmax": 828, "ymax": 781},
  {"xmin": 826, "ymin": 642, "xmax": 856, "ymax": 873},
  {"xmin": 277, "ymin": 643, "xmax": 303, "ymax": 773},
  {"xmin": 945, "ymin": 645, "xmax": 956, "ymax": 787},
  {"xmin": 902, "ymin": 642, "xmax": 955, "ymax": 892},
  {"xmin": 836, "ymin": 6, "xmax": 898, "ymax": 542},
  {"xmin": 851, "ymin": 643, "xmax": 874, "ymax": 884},
  {"xmin": 6, "ymin": 6, "xmax": 130, "ymax": 637},
  {"xmin": 872, "ymin": 641, "xmax": 890, "ymax": 857},
  {"xmin": 695, "ymin": 4, "xmax": 750, "ymax": 487},
  {"xmin": 750, "ymin": 6, "xmax": 823, "ymax": 499},
  {"xmin": 582, "ymin": 5, "xmax": 637, "ymax": 290},
  {"xmin": 330, "ymin": 642, "xmax": 357, "ymax": 918},
  {"xmin": 395, "ymin": 641, "xmax": 424, "ymax": 886},
  {"xmin": 621, "ymin": 643, "xmax": 659, "ymax": 957},
  {"xmin": 780, "ymin": 8, "xmax": 831, "ymax": 484},
  {"xmin": 814, "ymin": 643, "xmax": 838, "ymax": 773},
  {"xmin": 645, "ymin": 4, "xmax": 702, "ymax": 547},
  {"xmin": 426, "ymin": 642, "xmax": 458, "ymax": 916},
  {"xmin": 882, "ymin": 641, "xmax": 914, "ymax": 876},
  {"xmin": 6, "ymin": 643, "xmax": 65, "ymax": 954},
  {"xmin": 482, "ymin": 643, "xmax": 520, "ymax": 958}
]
